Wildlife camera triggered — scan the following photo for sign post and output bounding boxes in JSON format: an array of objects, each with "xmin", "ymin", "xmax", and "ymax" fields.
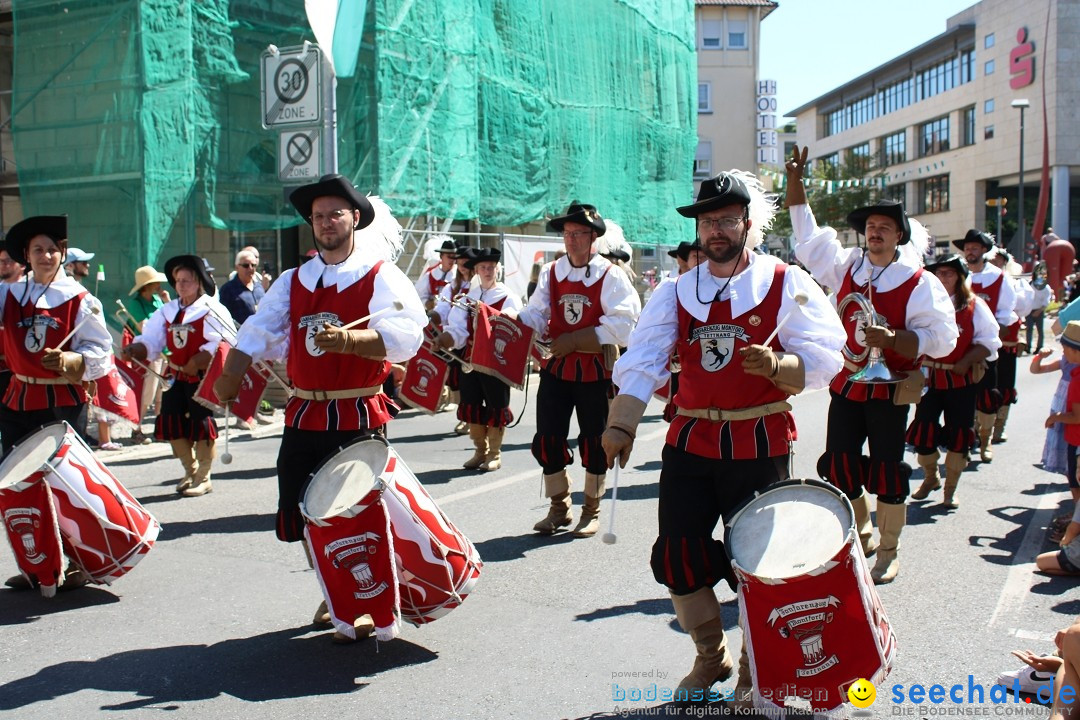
[{"xmin": 262, "ymin": 43, "xmax": 337, "ymax": 182}]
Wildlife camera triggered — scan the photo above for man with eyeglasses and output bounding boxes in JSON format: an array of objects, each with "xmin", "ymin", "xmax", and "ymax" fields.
[
  {"xmin": 509, "ymin": 202, "xmax": 639, "ymax": 538},
  {"xmin": 212, "ymin": 173, "xmax": 425, "ymax": 643},
  {"xmin": 219, "ymin": 249, "xmax": 265, "ymax": 327},
  {"xmin": 601, "ymin": 170, "xmax": 845, "ymax": 705},
  {"xmin": 787, "ymin": 145, "xmax": 957, "ymax": 585}
]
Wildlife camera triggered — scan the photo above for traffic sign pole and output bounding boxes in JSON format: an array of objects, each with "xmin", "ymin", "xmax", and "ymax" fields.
[{"xmin": 323, "ymin": 63, "xmax": 338, "ymax": 175}]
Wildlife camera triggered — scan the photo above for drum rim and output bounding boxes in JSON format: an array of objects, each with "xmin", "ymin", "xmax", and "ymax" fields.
[
  {"xmin": 0, "ymin": 421, "xmax": 73, "ymax": 490},
  {"xmin": 723, "ymin": 478, "xmax": 854, "ymax": 580},
  {"xmin": 300, "ymin": 433, "xmax": 390, "ymax": 520}
]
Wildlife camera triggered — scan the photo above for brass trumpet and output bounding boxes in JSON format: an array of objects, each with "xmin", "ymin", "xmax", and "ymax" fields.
[
  {"xmin": 115, "ymin": 299, "xmax": 140, "ymax": 331},
  {"xmin": 836, "ymin": 291, "xmax": 904, "ymax": 384}
]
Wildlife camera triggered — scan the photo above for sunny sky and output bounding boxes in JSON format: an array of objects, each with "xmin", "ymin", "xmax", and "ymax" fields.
[{"xmin": 759, "ymin": 0, "xmax": 983, "ymax": 122}]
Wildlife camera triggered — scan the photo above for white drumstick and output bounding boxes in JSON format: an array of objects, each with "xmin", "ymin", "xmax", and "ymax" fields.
[
  {"xmin": 338, "ymin": 300, "xmax": 405, "ymax": 331},
  {"xmin": 760, "ymin": 290, "xmax": 810, "ymax": 348},
  {"xmin": 601, "ymin": 462, "xmax": 620, "ymax": 545},
  {"xmin": 112, "ymin": 345, "xmax": 172, "ymax": 385},
  {"xmin": 221, "ymin": 405, "xmax": 233, "ymax": 464},
  {"xmin": 54, "ymin": 306, "xmax": 101, "ymax": 350}
]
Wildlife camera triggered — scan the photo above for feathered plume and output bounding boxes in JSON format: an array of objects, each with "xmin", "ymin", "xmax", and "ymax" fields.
[
  {"xmin": 596, "ymin": 220, "xmax": 633, "ymax": 264},
  {"xmin": 423, "ymin": 234, "xmax": 455, "ymax": 265},
  {"xmin": 724, "ymin": 169, "xmax": 778, "ymax": 251},
  {"xmin": 353, "ymin": 195, "xmax": 403, "ymax": 263},
  {"xmin": 901, "ymin": 217, "xmax": 931, "ymax": 266}
]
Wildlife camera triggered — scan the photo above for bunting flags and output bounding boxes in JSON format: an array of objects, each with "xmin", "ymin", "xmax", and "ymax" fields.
[{"xmin": 760, "ymin": 158, "xmax": 948, "ymax": 193}]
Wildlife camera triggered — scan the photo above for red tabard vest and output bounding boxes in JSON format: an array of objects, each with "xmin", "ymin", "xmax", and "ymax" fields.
[
  {"xmin": 667, "ymin": 265, "xmax": 795, "ymax": 460},
  {"xmin": 286, "ymin": 262, "xmax": 394, "ymax": 432},
  {"xmin": 545, "ymin": 264, "xmax": 609, "ymax": 382},
  {"xmin": 164, "ymin": 309, "xmax": 211, "ymax": 383},
  {"xmin": 463, "ymin": 294, "xmax": 507, "ymax": 360},
  {"xmin": 925, "ymin": 298, "xmax": 975, "ymax": 389},
  {"xmin": 971, "ymin": 272, "xmax": 1003, "ymax": 316},
  {"xmin": 1001, "ymin": 319, "xmax": 1022, "ymax": 354},
  {"xmin": 426, "ymin": 266, "xmax": 451, "ymax": 298},
  {"xmin": 831, "ymin": 266, "xmax": 922, "ymax": 402},
  {"xmin": 2, "ymin": 289, "xmax": 88, "ymax": 410}
]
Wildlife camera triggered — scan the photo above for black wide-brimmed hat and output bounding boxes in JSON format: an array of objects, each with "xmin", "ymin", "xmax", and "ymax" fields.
[
  {"xmin": 164, "ymin": 255, "xmax": 217, "ymax": 296},
  {"xmin": 464, "ymin": 247, "xmax": 501, "ymax": 269},
  {"xmin": 666, "ymin": 241, "xmax": 700, "ymax": 261},
  {"xmin": 602, "ymin": 249, "xmax": 631, "ymax": 263},
  {"xmin": 924, "ymin": 253, "xmax": 969, "ymax": 279},
  {"xmin": 677, "ymin": 172, "xmax": 751, "ymax": 218},
  {"xmin": 5, "ymin": 215, "xmax": 67, "ymax": 264},
  {"xmin": 454, "ymin": 245, "xmax": 476, "ymax": 261},
  {"xmin": 547, "ymin": 202, "xmax": 606, "ymax": 237},
  {"xmin": 289, "ymin": 174, "xmax": 375, "ymax": 230},
  {"xmin": 437, "ymin": 238, "xmax": 458, "ymax": 254},
  {"xmin": 846, "ymin": 200, "xmax": 911, "ymax": 245},
  {"xmin": 952, "ymin": 229, "xmax": 995, "ymax": 252}
]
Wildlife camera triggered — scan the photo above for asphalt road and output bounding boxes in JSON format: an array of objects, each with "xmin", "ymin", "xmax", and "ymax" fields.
[{"xmin": 0, "ymin": 353, "xmax": 1071, "ymax": 720}]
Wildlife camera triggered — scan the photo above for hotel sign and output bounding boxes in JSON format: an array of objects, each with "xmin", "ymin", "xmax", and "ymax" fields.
[{"xmin": 757, "ymin": 79, "xmax": 778, "ymax": 165}]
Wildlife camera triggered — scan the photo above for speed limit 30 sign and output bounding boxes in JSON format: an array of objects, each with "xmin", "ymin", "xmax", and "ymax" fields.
[{"xmin": 261, "ymin": 45, "xmax": 323, "ymax": 128}]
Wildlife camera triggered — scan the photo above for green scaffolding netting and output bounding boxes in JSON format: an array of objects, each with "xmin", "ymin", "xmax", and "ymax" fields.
[{"xmin": 12, "ymin": 0, "xmax": 696, "ymax": 316}]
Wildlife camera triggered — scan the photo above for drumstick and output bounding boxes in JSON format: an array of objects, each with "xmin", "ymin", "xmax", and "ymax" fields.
[
  {"xmin": 601, "ymin": 462, "xmax": 620, "ymax": 545},
  {"xmin": 221, "ymin": 405, "xmax": 233, "ymax": 465},
  {"xmin": 112, "ymin": 346, "xmax": 172, "ymax": 385},
  {"xmin": 759, "ymin": 290, "xmax": 810, "ymax": 348},
  {"xmin": 338, "ymin": 300, "xmax": 405, "ymax": 331},
  {"xmin": 54, "ymin": 306, "xmax": 101, "ymax": 350}
]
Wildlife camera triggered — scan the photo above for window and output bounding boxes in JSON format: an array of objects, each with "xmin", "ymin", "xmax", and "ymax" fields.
[
  {"xmin": 920, "ymin": 174, "xmax": 950, "ymax": 213},
  {"xmin": 915, "ymin": 57, "xmax": 958, "ymax": 101},
  {"xmin": 879, "ymin": 78, "xmax": 914, "ymax": 115},
  {"xmin": 701, "ymin": 19, "xmax": 722, "ymax": 49},
  {"xmin": 820, "ymin": 153, "xmax": 839, "ymax": 172},
  {"xmin": 963, "ymin": 106, "xmax": 976, "ymax": 146},
  {"xmin": 883, "ymin": 183, "xmax": 906, "ymax": 208},
  {"xmin": 849, "ymin": 142, "xmax": 871, "ymax": 173},
  {"xmin": 880, "ymin": 130, "xmax": 906, "ymax": 166},
  {"xmin": 984, "ymin": 98, "xmax": 995, "ymax": 114},
  {"xmin": 727, "ymin": 20, "xmax": 748, "ymax": 49},
  {"xmin": 698, "ymin": 83, "xmax": 712, "ymax": 113},
  {"xmin": 694, "ymin": 141, "xmax": 712, "ymax": 178},
  {"xmin": 984, "ymin": 124, "xmax": 995, "ymax": 140},
  {"xmin": 985, "ymin": 32, "xmax": 995, "ymax": 48},
  {"xmin": 920, "ymin": 116, "xmax": 950, "ymax": 156},
  {"xmin": 984, "ymin": 59, "xmax": 995, "ymax": 75},
  {"xmin": 960, "ymin": 48, "xmax": 975, "ymax": 84}
]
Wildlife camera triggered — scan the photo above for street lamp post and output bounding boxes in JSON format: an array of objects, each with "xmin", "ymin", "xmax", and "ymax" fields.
[{"xmin": 1011, "ymin": 98, "xmax": 1030, "ymax": 262}]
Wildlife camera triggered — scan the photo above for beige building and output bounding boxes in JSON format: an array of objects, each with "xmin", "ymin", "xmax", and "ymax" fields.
[{"xmin": 789, "ymin": 0, "xmax": 1080, "ymax": 261}]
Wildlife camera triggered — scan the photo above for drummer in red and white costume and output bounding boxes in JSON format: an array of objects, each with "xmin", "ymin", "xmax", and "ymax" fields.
[
  {"xmin": 788, "ymin": 146, "xmax": 957, "ymax": 585},
  {"xmin": 433, "ymin": 244, "xmax": 475, "ymax": 435},
  {"xmin": 437, "ymin": 247, "xmax": 522, "ymax": 472},
  {"xmin": 414, "ymin": 236, "xmax": 458, "ymax": 310},
  {"xmin": 213, "ymin": 173, "xmax": 425, "ymax": 642},
  {"xmin": 601, "ymin": 170, "xmax": 845, "ymax": 703},
  {"xmin": 122, "ymin": 256, "xmax": 233, "ymax": 498},
  {"xmin": 987, "ymin": 246, "xmax": 1032, "ymax": 447},
  {"xmin": 956, "ymin": 230, "xmax": 1017, "ymax": 461},
  {"xmin": 0, "ymin": 216, "xmax": 113, "ymax": 458},
  {"xmin": 512, "ymin": 202, "xmax": 639, "ymax": 539},
  {"xmin": 907, "ymin": 254, "xmax": 1001, "ymax": 509}
]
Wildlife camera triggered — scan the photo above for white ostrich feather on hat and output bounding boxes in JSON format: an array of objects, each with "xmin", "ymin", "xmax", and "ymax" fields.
[
  {"xmin": 901, "ymin": 217, "xmax": 931, "ymax": 265},
  {"xmin": 725, "ymin": 169, "xmax": 777, "ymax": 251},
  {"xmin": 354, "ymin": 195, "xmax": 403, "ymax": 263},
  {"xmin": 596, "ymin": 220, "xmax": 633, "ymax": 264},
  {"xmin": 423, "ymin": 234, "xmax": 454, "ymax": 265}
]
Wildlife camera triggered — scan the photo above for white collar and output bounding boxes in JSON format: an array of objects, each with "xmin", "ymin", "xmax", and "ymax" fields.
[
  {"xmin": 297, "ymin": 248, "xmax": 378, "ymax": 292},
  {"xmin": 168, "ymin": 294, "xmax": 216, "ymax": 324},
  {"xmin": 676, "ymin": 253, "xmax": 783, "ymax": 323},
  {"xmin": 553, "ymin": 254, "xmax": 610, "ymax": 287},
  {"xmin": 969, "ymin": 263, "xmax": 1002, "ymax": 280},
  {"xmin": 10, "ymin": 272, "xmax": 86, "ymax": 306}
]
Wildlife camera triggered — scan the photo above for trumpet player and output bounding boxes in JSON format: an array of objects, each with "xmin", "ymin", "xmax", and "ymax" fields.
[
  {"xmin": 788, "ymin": 145, "xmax": 957, "ymax": 584},
  {"xmin": 437, "ymin": 247, "xmax": 521, "ymax": 471}
]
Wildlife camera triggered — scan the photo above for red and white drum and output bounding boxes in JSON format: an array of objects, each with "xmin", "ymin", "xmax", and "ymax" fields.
[
  {"xmin": 399, "ymin": 345, "xmax": 448, "ymax": 414},
  {"xmin": 194, "ymin": 342, "xmax": 268, "ymax": 423},
  {"xmin": 470, "ymin": 303, "xmax": 535, "ymax": 390},
  {"xmin": 301, "ymin": 437, "xmax": 482, "ymax": 641},
  {"xmin": 725, "ymin": 480, "xmax": 895, "ymax": 714},
  {"xmin": 0, "ymin": 422, "xmax": 160, "ymax": 594}
]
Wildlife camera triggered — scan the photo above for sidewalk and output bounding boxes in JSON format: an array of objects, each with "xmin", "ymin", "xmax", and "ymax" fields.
[{"xmin": 90, "ymin": 413, "xmax": 285, "ymax": 463}]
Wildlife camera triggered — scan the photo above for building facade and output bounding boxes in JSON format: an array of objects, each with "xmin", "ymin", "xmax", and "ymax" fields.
[{"xmin": 788, "ymin": 0, "xmax": 1080, "ymax": 260}]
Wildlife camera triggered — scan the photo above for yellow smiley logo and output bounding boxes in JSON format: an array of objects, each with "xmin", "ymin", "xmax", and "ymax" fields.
[{"xmin": 847, "ymin": 678, "xmax": 876, "ymax": 708}]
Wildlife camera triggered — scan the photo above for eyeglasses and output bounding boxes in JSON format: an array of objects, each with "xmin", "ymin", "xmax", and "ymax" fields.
[
  {"xmin": 0, "ymin": 258, "xmax": 14, "ymax": 265},
  {"xmin": 698, "ymin": 217, "xmax": 744, "ymax": 232},
  {"xmin": 238, "ymin": 263, "xmax": 257, "ymax": 269},
  {"xmin": 310, "ymin": 209, "xmax": 351, "ymax": 224},
  {"xmin": 561, "ymin": 230, "xmax": 593, "ymax": 240}
]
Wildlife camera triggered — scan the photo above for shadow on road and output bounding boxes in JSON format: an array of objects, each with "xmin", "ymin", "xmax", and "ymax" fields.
[
  {"xmin": 574, "ymin": 596, "xmax": 740, "ymax": 634},
  {"xmin": 969, "ymin": 506, "xmax": 1037, "ymax": 565},
  {"xmin": 0, "ymin": 626, "xmax": 438, "ymax": 711},
  {"xmin": 472, "ymin": 531, "xmax": 576, "ymax": 562},
  {"xmin": 154, "ymin": 513, "xmax": 276, "ymax": 541},
  {"xmin": 0, "ymin": 586, "xmax": 120, "ymax": 626}
]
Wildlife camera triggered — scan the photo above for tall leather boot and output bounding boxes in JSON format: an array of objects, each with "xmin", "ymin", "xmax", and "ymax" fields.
[
  {"xmin": 462, "ymin": 424, "xmax": 488, "ymax": 469},
  {"xmin": 870, "ymin": 500, "xmax": 906, "ymax": 584},
  {"xmin": 183, "ymin": 439, "xmax": 215, "ymax": 497},
  {"xmin": 670, "ymin": 587, "xmax": 734, "ymax": 700},
  {"xmin": 911, "ymin": 450, "xmax": 941, "ymax": 500},
  {"xmin": 942, "ymin": 451, "xmax": 967, "ymax": 509},
  {"xmin": 976, "ymin": 411, "xmax": 995, "ymax": 462},
  {"xmin": 572, "ymin": 472, "xmax": 606, "ymax": 537},
  {"xmin": 169, "ymin": 439, "xmax": 197, "ymax": 493},
  {"xmin": 533, "ymin": 470, "xmax": 572, "ymax": 534},
  {"xmin": 851, "ymin": 492, "xmax": 878, "ymax": 557},
  {"xmin": 993, "ymin": 406, "xmax": 1010, "ymax": 443},
  {"xmin": 480, "ymin": 426, "xmax": 504, "ymax": 472},
  {"xmin": 732, "ymin": 640, "xmax": 753, "ymax": 709}
]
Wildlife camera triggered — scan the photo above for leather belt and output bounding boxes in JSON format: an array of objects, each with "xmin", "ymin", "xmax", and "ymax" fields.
[
  {"xmin": 921, "ymin": 360, "xmax": 954, "ymax": 370},
  {"xmin": 15, "ymin": 374, "xmax": 71, "ymax": 385},
  {"xmin": 675, "ymin": 401, "xmax": 792, "ymax": 422},
  {"xmin": 293, "ymin": 385, "xmax": 383, "ymax": 401}
]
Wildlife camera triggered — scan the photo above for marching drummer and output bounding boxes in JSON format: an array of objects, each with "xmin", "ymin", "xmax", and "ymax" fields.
[
  {"xmin": 436, "ymin": 247, "xmax": 522, "ymax": 471},
  {"xmin": 510, "ymin": 202, "xmax": 639, "ymax": 538},
  {"xmin": 415, "ymin": 236, "xmax": 459, "ymax": 311},
  {"xmin": 121, "ymin": 256, "xmax": 234, "ymax": 498},
  {"xmin": 0, "ymin": 215, "xmax": 113, "ymax": 591},
  {"xmin": 787, "ymin": 145, "xmax": 957, "ymax": 584},
  {"xmin": 212, "ymin": 173, "xmax": 425, "ymax": 643},
  {"xmin": 601, "ymin": 170, "xmax": 845, "ymax": 704},
  {"xmin": 434, "ymin": 244, "xmax": 475, "ymax": 435}
]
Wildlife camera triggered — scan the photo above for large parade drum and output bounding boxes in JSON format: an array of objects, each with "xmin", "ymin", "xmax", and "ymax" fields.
[
  {"xmin": 301, "ymin": 437, "xmax": 482, "ymax": 641},
  {"xmin": 0, "ymin": 422, "xmax": 160, "ymax": 594},
  {"xmin": 194, "ymin": 342, "xmax": 268, "ymax": 423},
  {"xmin": 470, "ymin": 303, "xmax": 535, "ymax": 390},
  {"xmin": 725, "ymin": 479, "xmax": 895, "ymax": 714},
  {"xmin": 399, "ymin": 344, "xmax": 448, "ymax": 414}
]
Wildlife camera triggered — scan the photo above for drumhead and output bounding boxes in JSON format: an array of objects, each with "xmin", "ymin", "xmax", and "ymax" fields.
[
  {"xmin": 302, "ymin": 437, "xmax": 390, "ymax": 520},
  {"xmin": 0, "ymin": 423, "xmax": 68, "ymax": 490},
  {"xmin": 727, "ymin": 480, "xmax": 852, "ymax": 581}
]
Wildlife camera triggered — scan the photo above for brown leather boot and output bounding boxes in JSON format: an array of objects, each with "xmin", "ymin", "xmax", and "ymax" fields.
[
  {"xmin": 976, "ymin": 411, "xmax": 995, "ymax": 462},
  {"xmin": 481, "ymin": 426, "xmax": 504, "ymax": 471},
  {"xmin": 851, "ymin": 492, "xmax": 878, "ymax": 557},
  {"xmin": 169, "ymin": 439, "xmax": 196, "ymax": 493},
  {"xmin": 911, "ymin": 450, "xmax": 941, "ymax": 500},
  {"xmin": 870, "ymin": 500, "xmax": 906, "ymax": 584},
  {"xmin": 313, "ymin": 599, "xmax": 332, "ymax": 627},
  {"xmin": 533, "ymin": 470, "xmax": 572, "ymax": 534},
  {"xmin": 571, "ymin": 472, "xmax": 605, "ymax": 537},
  {"xmin": 332, "ymin": 615, "xmax": 376, "ymax": 643},
  {"xmin": 942, "ymin": 451, "xmax": 966, "ymax": 509},
  {"xmin": 993, "ymin": 406, "xmax": 1010, "ymax": 443},
  {"xmin": 670, "ymin": 588, "xmax": 733, "ymax": 700},
  {"xmin": 183, "ymin": 440, "xmax": 215, "ymax": 497},
  {"xmin": 463, "ymin": 424, "xmax": 487, "ymax": 469}
]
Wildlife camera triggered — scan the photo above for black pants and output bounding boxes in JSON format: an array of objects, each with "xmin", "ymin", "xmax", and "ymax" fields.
[
  {"xmin": 906, "ymin": 385, "xmax": 978, "ymax": 454},
  {"xmin": 531, "ymin": 370, "xmax": 610, "ymax": 475},
  {"xmin": 974, "ymin": 359, "xmax": 1001, "ymax": 413},
  {"xmin": 818, "ymin": 391, "xmax": 911, "ymax": 501},
  {"xmin": 457, "ymin": 370, "xmax": 512, "ymax": 427},
  {"xmin": 997, "ymin": 350, "xmax": 1019, "ymax": 404},
  {"xmin": 652, "ymin": 445, "xmax": 789, "ymax": 594},
  {"xmin": 0, "ymin": 402, "xmax": 89, "ymax": 459},
  {"xmin": 1026, "ymin": 311, "xmax": 1045, "ymax": 352}
]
